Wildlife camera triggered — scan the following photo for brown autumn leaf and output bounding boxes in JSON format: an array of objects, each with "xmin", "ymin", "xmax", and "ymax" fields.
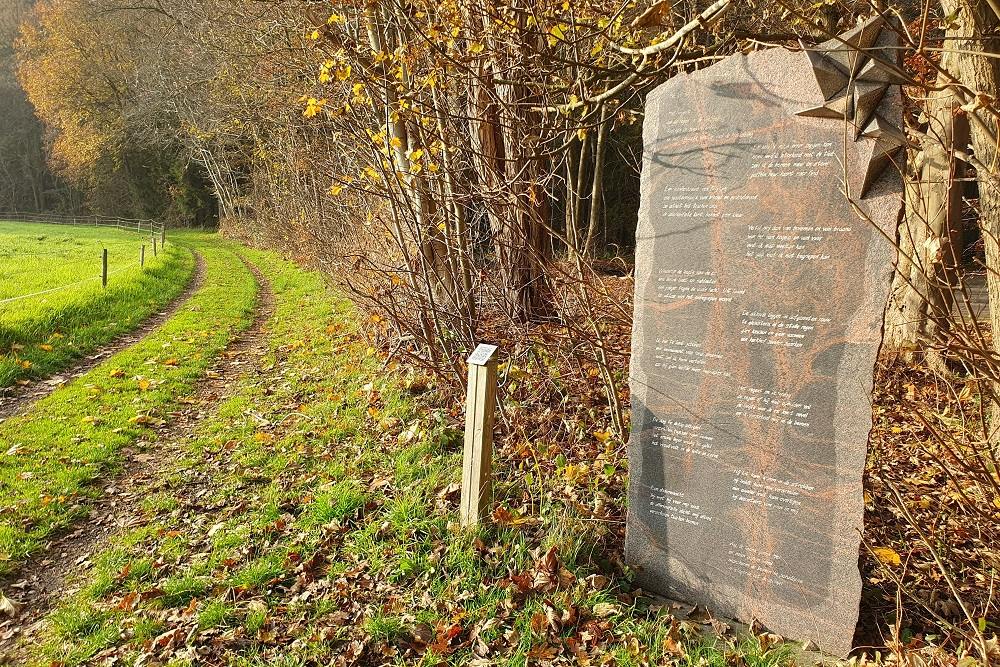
[
  {"xmin": 527, "ymin": 643, "xmax": 559, "ymax": 659},
  {"xmin": 117, "ymin": 591, "xmax": 139, "ymax": 611},
  {"xmin": 427, "ymin": 622, "xmax": 462, "ymax": 655}
]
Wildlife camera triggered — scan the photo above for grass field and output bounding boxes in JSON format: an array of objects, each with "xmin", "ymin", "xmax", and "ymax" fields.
[
  {"xmin": 0, "ymin": 220, "xmax": 193, "ymax": 388},
  {"xmin": 0, "ymin": 233, "xmax": 258, "ymax": 577}
]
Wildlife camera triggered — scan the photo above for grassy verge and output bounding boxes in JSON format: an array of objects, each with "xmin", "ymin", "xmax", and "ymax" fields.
[
  {"xmin": 0, "ymin": 233, "xmax": 257, "ymax": 576},
  {"xmin": 29, "ymin": 247, "xmax": 795, "ymax": 667},
  {"xmin": 0, "ymin": 220, "xmax": 193, "ymax": 388}
]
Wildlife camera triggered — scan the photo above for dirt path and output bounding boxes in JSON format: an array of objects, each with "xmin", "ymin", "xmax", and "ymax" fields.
[
  {"xmin": 0, "ymin": 258, "xmax": 275, "ymax": 659},
  {"xmin": 0, "ymin": 251, "xmax": 208, "ymax": 423}
]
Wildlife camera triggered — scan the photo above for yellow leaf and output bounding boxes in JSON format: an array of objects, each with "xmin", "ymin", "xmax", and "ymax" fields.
[
  {"xmin": 254, "ymin": 432, "xmax": 275, "ymax": 443},
  {"xmin": 468, "ymin": 42, "xmax": 484, "ymax": 54},
  {"xmin": 550, "ymin": 24, "xmax": 566, "ymax": 41},
  {"xmin": 873, "ymin": 547, "xmax": 901, "ymax": 567},
  {"xmin": 389, "ymin": 136, "xmax": 403, "ymax": 149},
  {"xmin": 138, "ymin": 379, "xmax": 151, "ymax": 392},
  {"xmin": 38, "ymin": 344, "xmax": 53, "ymax": 352},
  {"xmin": 20, "ymin": 360, "xmax": 31, "ymax": 370},
  {"xmin": 163, "ymin": 358, "xmax": 178, "ymax": 367},
  {"xmin": 593, "ymin": 430, "xmax": 612, "ymax": 443},
  {"xmin": 110, "ymin": 368, "xmax": 125, "ymax": 378},
  {"xmin": 303, "ymin": 98, "xmax": 327, "ymax": 118},
  {"xmin": 309, "ymin": 29, "xmax": 320, "ymax": 40},
  {"xmin": 329, "ymin": 184, "xmax": 343, "ymax": 196}
]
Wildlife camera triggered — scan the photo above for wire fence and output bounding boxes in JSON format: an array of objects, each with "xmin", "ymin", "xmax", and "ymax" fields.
[
  {"xmin": 0, "ymin": 267, "xmax": 134, "ymax": 306},
  {"xmin": 0, "ymin": 212, "xmax": 165, "ymax": 236},
  {"xmin": 0, "ymin": 213, "xmax": 168, "ymax": 308}
]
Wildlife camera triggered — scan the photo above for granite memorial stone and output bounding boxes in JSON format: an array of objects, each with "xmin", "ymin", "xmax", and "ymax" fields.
[{"xmin": 626, "ymin": 18, "xmax": 905, "ymax": 657}]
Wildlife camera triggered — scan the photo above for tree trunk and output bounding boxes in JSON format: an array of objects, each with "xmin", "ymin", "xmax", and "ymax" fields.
[
  {"xmin": 884, "ymin": 42, "xmax": 968, "ymax": 369},
  {"xmin": 465, "ymin": 3, "xmax": 552, "ymax": 322},
  {"xmin": 940, "ymin": 0, "xmax": 1000, "ymax": 436},
  {"xmin": 583, "ymin": 107, "xmax": 610, "ymax": 258}
]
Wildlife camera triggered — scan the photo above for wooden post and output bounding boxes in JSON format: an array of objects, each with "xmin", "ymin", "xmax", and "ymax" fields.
[
  {"xmin": 460, "ymin": 344, "xmax": 499, "ymax": 527},
  {"xmin": 140, "ymin": 244, "xmax": 145, "ymax": 268},
  {"xmin": 102, "ymin": 249, "xmax": 108, "ymax": 288},
  {"xmin": 160, "ymin": 228, "xmax": 166, "ymax": 248},
  {"xmin": 152, "ymin": 236, "xmax": 158, "ymax": 257}
]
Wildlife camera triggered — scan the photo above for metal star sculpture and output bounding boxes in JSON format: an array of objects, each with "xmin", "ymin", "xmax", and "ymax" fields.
[{"xmin": 798, "ymin": 17, "xmax": 909, "ymax": 196}]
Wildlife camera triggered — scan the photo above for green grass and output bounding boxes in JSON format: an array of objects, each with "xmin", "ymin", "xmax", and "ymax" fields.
[
  {"xmin": 0, "ymin": 220, "xmax": 193, "ymax": 388},
  {"xmin": 26, "ymin": 246, "xmax": 798, "ymax": 667},
  {"xmin": 0, "ymin": 232, "xmax": 257, "ymax": 576}
]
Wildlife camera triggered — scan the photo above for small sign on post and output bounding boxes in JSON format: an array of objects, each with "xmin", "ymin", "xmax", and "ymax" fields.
[
  {"xmin": 461, "ymin": 344, "xmax": 499, "ymax": 527},
  {"xmin": 101, "ymin": 249, "xmax": 108, "ymax": 288}
]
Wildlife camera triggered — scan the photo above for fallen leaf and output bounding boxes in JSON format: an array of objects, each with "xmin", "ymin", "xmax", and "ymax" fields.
[
  {"xmin": 0, "ymin": 592, "xmax": 21, "ymax": 616},
  {"xmin": 873, "ymin": 547, "xmax": 902, "ymax": 567},
  {"xmin": 593, "ymin": 602, "xmax": 619, "ymax": 618}
]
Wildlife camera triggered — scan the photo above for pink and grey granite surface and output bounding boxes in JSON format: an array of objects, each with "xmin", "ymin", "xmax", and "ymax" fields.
[{"xmin": 626, "ymin": 30, "xmax": 903, "ymax": 658}]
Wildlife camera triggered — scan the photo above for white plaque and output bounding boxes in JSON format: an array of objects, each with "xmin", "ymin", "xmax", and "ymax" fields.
[{"xmin": 467, "ymin": 344, "xmax": 499, "ymax": 366}]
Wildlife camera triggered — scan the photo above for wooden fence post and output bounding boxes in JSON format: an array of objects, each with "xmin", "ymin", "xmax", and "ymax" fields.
[
  {"xmin": 460, "ymin": 344, "xmax": 499, "ymax": 527},
  {"xmin": 140, "ymin": 244, "xmax": 145, "ymax": 268},
  {"xmin": 160, "ymin": 228, "xmax": 166, "ymax": 248},
  {"xmin": 152, "ymin": 236, "xmax": 158, "ymax": 257},
  {"xmin": 102, "ymin": 249, "xmax": 108, "ymax": 288}
]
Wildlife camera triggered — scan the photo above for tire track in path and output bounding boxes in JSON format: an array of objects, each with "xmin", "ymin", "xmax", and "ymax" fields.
[
  {"xmin": 0, "ymin": 250, "xmax": 207, "ymax": 423},
  {"xmin": 0, "ymin": 257, "xmax": 275, "ymax": 659}
]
